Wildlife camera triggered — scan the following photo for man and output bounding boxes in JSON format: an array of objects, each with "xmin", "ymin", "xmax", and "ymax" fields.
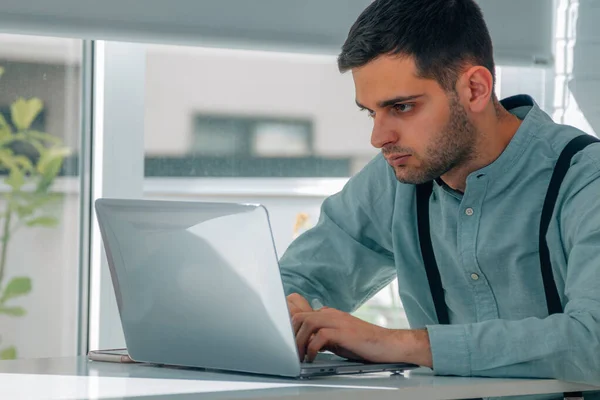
[{"xmin": 279, "ymin": 0, "xmax": 600, "ymax": 390}]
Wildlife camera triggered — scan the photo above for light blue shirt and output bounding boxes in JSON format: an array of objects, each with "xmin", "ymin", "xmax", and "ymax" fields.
[{"xmin": 280, "ymin": 95, "xmax": 600, "ymax": 398}]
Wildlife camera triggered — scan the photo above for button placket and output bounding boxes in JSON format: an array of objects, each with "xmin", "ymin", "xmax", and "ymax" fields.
[{"xmin": 459, "ymin": 176, "xmax": 498, "ymax": 320}]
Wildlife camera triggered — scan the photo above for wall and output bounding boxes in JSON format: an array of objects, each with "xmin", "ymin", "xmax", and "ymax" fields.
[{"xmin": 144, "ymin": 46, "xmax": 378, "ymax": 169}]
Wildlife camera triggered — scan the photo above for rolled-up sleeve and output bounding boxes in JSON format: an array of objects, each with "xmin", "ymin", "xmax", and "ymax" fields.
[{"xmin": 426, "ymin": 323, "xmax": 471, "ymax": 376}]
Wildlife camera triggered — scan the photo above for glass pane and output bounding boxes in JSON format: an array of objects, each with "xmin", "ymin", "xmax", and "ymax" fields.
[
  {"xmin": 191, "ymin": 115, "xmax": 312, "ymax": 158},
  {"xmin": 553, "ymin": 0, "xmax": 598, "ymax": 137},
  {"xmin": 554, "ymin": 39, "xmax": 566, "ymax": 75},
  {"xmin": 554, "ymin": 75, "xmax": 566, "ymax": 109},
  {"xmin": 144, "ymin": 45, "xmax": 376, "ymax": 179},
  {"xmin": 564, "ymin": 92, "xmax": 596, "ymax": 135},
  {"xmin": 555, "ymin": 0, "xmax": 569, "ymax": 39},
  {"xmin": 0, "ymin": 34, "xmax": 82, "ymax": 359},
  {"xmin": 142, "ymin": 44, "xmax": 406, "ymax": 327},
  {"xmin": 252, "ymin": 120, "xmax": 311, "ymax": 157},
  {"xmin": 497, "ymin": 66, "xmax": 549, "ymax": 112}
]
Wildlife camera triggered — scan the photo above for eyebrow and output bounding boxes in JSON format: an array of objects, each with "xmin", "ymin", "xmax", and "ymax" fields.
[{"xmin": 355, "ymin": 94, "xmax": 425, "ymax": 110}]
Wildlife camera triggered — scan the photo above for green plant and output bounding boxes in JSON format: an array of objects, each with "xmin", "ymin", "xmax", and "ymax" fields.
[{"xmin": 0, "ymin": 66, "xmax": 70, "ymax": 360}]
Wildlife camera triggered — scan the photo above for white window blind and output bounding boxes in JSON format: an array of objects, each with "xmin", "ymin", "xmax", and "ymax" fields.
[{"xmin": 0, "ymin": 0, "xmax": 554, "ymax": 65}]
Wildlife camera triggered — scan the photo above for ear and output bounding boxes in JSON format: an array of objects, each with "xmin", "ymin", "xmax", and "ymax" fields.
[{"xmin": 455, "ymin": 66, "xmax": 494, "ymax": 113}]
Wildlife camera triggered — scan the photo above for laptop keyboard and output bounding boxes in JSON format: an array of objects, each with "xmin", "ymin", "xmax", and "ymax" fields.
[{"xmin": 300, "ymin": 352, "xmax": 363, "ymax": 367}]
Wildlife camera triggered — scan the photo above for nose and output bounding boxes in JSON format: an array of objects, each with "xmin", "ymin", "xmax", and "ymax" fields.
[{"xmin": 370, "ymin": 114, "xmax": 399, "ymax": 149}]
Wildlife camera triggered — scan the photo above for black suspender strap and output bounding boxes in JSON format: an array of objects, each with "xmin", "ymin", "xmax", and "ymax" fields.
[
  {"xmin": 416, "ymin": 181, "xmax": 449, "ymax": 325},
  {"xmin": 540, "ymin": 135, "xmax": 598, "ymax": 400},
  {"xmin": 539, "ymin": 134, "xmax": 599, "ymax": 315}
]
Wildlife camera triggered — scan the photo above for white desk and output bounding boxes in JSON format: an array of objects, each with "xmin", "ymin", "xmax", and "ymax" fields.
[{"xmin": 0, "ymin": 356, "xmax": 599, "ymax": 400}]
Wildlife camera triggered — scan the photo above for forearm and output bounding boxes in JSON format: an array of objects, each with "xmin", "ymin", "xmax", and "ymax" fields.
[{"xmin": 388, "ymin": 329, "xmax": 433, "ymax": 368}]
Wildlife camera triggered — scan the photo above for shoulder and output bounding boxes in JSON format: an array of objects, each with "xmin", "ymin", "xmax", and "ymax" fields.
[
  {"xmin": 339, "ymin": 153, "xmax": 415, "ymax": 209},
  {"xmin": 535, "ymin": 121, "xmax": 600, "ymax": 238},
  {"xmin": 529, "ymin": 111, "xmax": 600, "ymax": 172}
]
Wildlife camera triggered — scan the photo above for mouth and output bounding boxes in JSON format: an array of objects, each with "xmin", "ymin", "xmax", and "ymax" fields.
[{"xmin": 386, "ymin": 154, "xmax": 411, "ymax": 167}]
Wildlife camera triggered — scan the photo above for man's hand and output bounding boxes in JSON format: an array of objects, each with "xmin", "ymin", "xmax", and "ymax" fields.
[
  {"xmin": 286, "ymin": 293, "xmax": 313, "ymax": 318},
  {"xmin": 291, "ymin": 306, "xmax": 433, "ymax": 368}
]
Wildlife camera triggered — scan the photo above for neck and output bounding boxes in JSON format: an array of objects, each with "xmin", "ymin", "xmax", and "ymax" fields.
[{"xmin": 441, "ymin": 104, "xmax": 522, "ymax": 192}]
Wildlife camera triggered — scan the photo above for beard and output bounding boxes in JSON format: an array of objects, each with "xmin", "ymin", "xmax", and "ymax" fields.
[{"xmin": 384, "ymin": 94, "xmax": 478, "ymax": 185}]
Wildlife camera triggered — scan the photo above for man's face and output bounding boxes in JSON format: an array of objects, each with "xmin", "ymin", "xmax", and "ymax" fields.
[{"xmin": 352, "ymin": 55, "xmax": 477, "ymax": 184}]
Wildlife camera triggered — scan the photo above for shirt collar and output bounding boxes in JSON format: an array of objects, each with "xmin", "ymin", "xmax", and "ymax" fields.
[{"xmin": 466, "ymin": 94, "xmax": 551, "ymax": 183}]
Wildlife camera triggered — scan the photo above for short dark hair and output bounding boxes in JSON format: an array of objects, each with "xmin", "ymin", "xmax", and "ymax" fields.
[{"xmin": 338, "ymin": 0, "xmax": 495, "ymax": 93}]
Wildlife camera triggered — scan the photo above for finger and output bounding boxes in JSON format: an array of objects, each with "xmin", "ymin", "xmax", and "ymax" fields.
[
  {"xmin": 287, "ymin": 293, "xmax": 312, "ymax": 312},
  {"xmin": 288, "ymin": 303, "xmax": 302, "ymax": 318},
  {"xmin": 288, "ymin": 300, "xmax": 311, "ymax": 320},
  {"xmin": 291, "ymin": 311, "xmax": 307, "ymax": 336},
  {"xmin": 305, "ymin": 328, "xmax": 336, "ymax": 362},
  {"xmin": 292, "ymin": 307, "xmax": 336, "ymax": 334},
  {"xmin": 295, "ymin": 313, "xmax": 334, "ymax": 361},
  {"xmin": 295, "ymin": 315, "xmax": 317, "ymax": 361}
]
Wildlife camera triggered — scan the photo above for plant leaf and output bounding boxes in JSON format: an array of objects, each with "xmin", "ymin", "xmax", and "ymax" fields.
[
  {"xmin": 5, "ymin": 168, "xmax": 24, "ymax": 190},
  {"xmin": 0, "ymin": 148, "xmax": 16, "ymax": 169},
  {"xmin": 0, "ymin": 66, "xmax": 4, "ymax": 79},
  {"xmin": 5, "ymin": 168, "xmax": 25, "ymax": 190},
  {"xmin": 15, "ymin": 203, "xmax": 36, "ymax": 219},
  {"xmin": 25, "ymin": 130, "xmax": 62, "ymax": 145},
  {"xmin": 40, "ymin": 157, "xmax": 63, "ymax": 180},
  {"xmin": 26, "ymin": 216, "xmax": 58, "ymax": 228},
  {"xmin": 5, "ymin": 134, "xmax": 45, "ymax": 155},
  {"xmin": 18, "ymin": 191, "xmax": 62, "ymax": 205},
  {"xmin": 1, "ymin": 277, "xmax": 32, "ymax": 303},
  {"xmin": 0, "ymin": 132, "xmax": 27, "ymax": 149},
  {"xmin": 0, "ymin": 346, "xmax": 16, "ymax": 360},
  {"xmin": 13, "ymin": 155, "xmax": 34, "ymax": 173},
  {"xmin": 37, "ymin": 147, "xmax": 70, "ymax": 177},
  {"xmin": 0, "ymin": 307, "xmax": 26, "ymax": 317},
  {"xmin": 35, "ymin": 146, "xmax": 69, "ymax": 193},
  {"xmin": 0, "ymin": 113, "xmax": 11, "ymax": 140},
  {"xmin": 10, "ymin": 97, "xmax": 44, "ymax": 131}
]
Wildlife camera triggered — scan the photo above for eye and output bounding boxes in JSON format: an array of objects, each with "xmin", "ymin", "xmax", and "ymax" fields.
[
  {"xmin": 360, "ymin": 108, "xmax": 376, "ymax": 119},
  {"xmin": 392, "ymin": 103, "xmax": 415, "ymax": 114}
]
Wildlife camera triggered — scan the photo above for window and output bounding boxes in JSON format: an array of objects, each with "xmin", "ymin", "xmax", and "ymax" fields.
[
  {"xmin": 0, "ymin": 34, "xmax": 84, "ymax": 359},
  {"xmin": 144, "ymin": 45, "xmax": 376, "ymax": 178},
  {"xmin": 552, "ymin": 0, "xmax": 597, "ymax": 136},
  {"xmin": 145, "ymin": 114, "xmax": 351, "ymax": 177},
  {"xmin": 193, "ymin": 115, "xmax": 312, "ymax": 157}
]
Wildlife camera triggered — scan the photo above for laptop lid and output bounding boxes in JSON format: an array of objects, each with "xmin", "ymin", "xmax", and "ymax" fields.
[{"xmin": 94, "ymin": 198, "xmax": 302, "ymax": 377}]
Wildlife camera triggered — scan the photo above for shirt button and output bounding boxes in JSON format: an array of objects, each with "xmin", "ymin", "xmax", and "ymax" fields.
[
  {"xmin": 465, "ymin": 208, "xmax": 474, "ymax": 216},
  {"xmin": 471, "ymin": 273, "xmax": 480, "ymax": 281}
]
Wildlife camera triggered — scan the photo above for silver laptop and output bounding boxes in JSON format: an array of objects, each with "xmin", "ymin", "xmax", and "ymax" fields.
[{"xmin": 94, "ymin": 198, "xmax": 416, "ymax": 378}]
